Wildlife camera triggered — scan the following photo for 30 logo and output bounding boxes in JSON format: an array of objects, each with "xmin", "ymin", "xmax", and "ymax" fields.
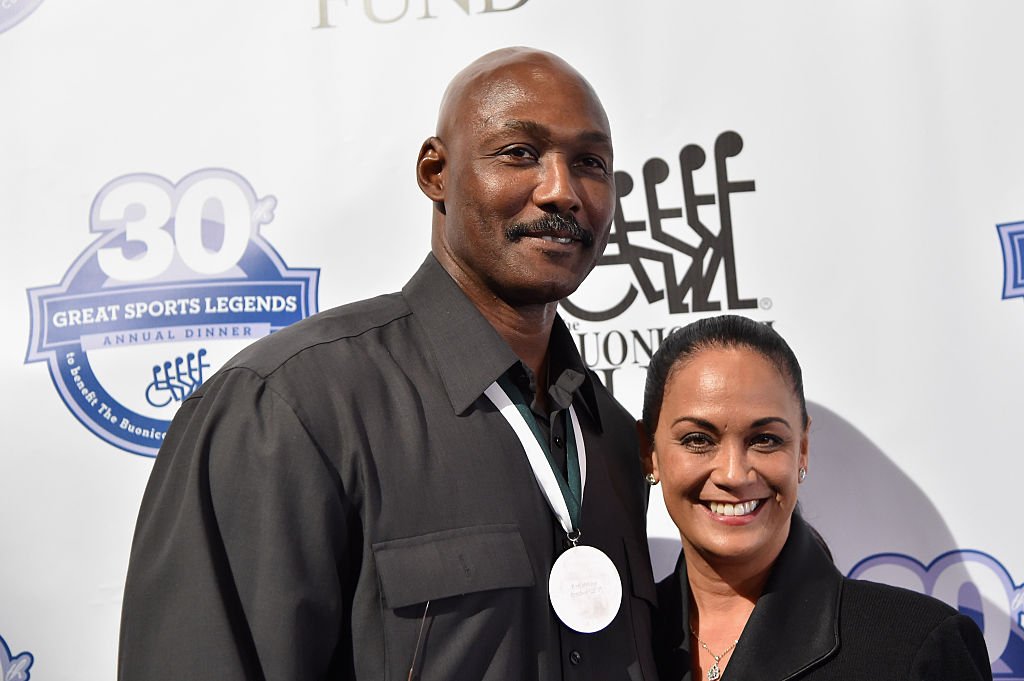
[
  {"xmin": 850, "ymin": 550, "xmax": 1024, "ymax": 677},
  {"xmin": 26, "ymin": 169, "xmax": 319, "ymax": 457},
  {"xmin": 314, "ymin": 0, "xmax": 528, "ymax": 27},
  {"xmin": 998, "ymin": 220, "xmax": 1024, "ymax": 300},
  {"xmin": 0, "ymin": 634, "xmax": 32, "ymax": 681},
  {"xmin": 0, "ymin": 0, "xmax": 44, "ymax": 34}
]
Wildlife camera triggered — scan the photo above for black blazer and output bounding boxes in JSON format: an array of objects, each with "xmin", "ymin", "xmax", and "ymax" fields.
[{"xmin": 654, "ymin": 515, "xmax": 993, "ymax": 680}]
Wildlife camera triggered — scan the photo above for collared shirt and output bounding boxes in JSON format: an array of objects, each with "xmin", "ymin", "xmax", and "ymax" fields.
[{"xmin": 119, "ymin": 254, "xmax": 658, "ymax": 681}]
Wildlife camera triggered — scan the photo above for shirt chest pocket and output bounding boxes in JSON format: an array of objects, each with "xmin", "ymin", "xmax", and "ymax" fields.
[{"xmin": 373, "ymin": 523, "xmax": 536, "ymax": 609}]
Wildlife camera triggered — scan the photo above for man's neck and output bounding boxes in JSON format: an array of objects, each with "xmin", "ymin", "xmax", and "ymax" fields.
[
  {"xmin": 476, "ymin": 296, "xmax": 558, "ymax": 390},
  {"xmin": 433, "ymin": 249, "xmax": 562, "ymax": 400}
]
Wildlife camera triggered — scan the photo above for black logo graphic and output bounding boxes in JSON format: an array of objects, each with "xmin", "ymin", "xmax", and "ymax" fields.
[{"xmin": 563, "ymin": 131, "xmax": 758, "ymax": 322}]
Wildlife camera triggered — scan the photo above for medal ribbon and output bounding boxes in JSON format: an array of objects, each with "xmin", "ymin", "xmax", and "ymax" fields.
[{"xmin": 484, "ymin": 374, "xmax": 586, "ymax": 535}]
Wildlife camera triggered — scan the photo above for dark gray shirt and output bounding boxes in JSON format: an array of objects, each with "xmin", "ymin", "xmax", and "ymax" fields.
[{"xmin": 119, "ymin": 254, "xmax": 658, "ymax": 681}]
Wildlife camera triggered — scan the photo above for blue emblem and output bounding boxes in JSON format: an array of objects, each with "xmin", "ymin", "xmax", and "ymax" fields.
[
  {"xmin": 0, "ymin": 634, "xmax": 33, "ymax": 681},
  {"xmin": 26, "ymin": 169, "xmax": 319, "ymax": 457},
  {"xmin": 0, "ymin": 0, "xmax": 45, "ymax": 35},
  {"xmin": 850, "ymin": 550, "xmax": 1023, "ymax": 677},
  {"xmin": 998, "ymin": 220, "xmax": 1024, "ymax": 300}
]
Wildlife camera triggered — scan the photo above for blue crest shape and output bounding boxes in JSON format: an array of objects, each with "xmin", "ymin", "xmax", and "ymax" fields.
[
  {"xmin": 998, "ymin": 220, "xmax": 1024, "ymax": 300},
  {"xmin": 25, "ymin": 169, "xmax": 319, "ymax": 457},
  {"xmin": 0, "ymin": 634, "xmax": 33, "ymax": 681},
  {"xmin": 849, "ymin": 549, "xmax": 1024, "ymax": 678}
]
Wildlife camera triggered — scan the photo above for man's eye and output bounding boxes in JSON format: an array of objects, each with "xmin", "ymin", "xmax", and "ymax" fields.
[
  {"xmin": 500, "ymin": 146, "xmax": 537, "ymax": 161},
  {"xmin": 577, "ymin": 156, "xmax": 609, "ymax": 173}
]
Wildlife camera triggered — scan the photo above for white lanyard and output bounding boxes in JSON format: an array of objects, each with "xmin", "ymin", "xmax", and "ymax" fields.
[{"xmin": 483, "ymin": 380, "xmax": 587, "ymax": 535}]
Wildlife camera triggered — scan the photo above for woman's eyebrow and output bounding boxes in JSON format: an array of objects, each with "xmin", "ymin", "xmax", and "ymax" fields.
[{"xmin": 670, "ymin": 416, "xmax": 720, "ymax": 435}]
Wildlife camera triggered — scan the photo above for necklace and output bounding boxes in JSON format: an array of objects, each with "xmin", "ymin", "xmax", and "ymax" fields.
[{"xmin": 689, "ymin": 626, "xmax": 739, "ymax": 681}]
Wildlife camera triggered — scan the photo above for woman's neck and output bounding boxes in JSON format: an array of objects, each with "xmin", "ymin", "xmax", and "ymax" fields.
[{"xmin": 683, "ymin": 544, "xmax": 777, "ymax": 679}]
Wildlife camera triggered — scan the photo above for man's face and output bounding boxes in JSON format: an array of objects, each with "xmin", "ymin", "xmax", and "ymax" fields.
[{"xmin": 433, "ymin": 59, "xmax": 615, "ymax": 306}]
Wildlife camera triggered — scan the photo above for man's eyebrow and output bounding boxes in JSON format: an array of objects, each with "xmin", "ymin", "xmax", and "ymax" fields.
[
  {"xmin": 500, "ymin": 120, "xmax": 612, "ymax": 147},
  {"xmin": 502, "ymin": 119, "xmax": 552, "ymax": 143}
]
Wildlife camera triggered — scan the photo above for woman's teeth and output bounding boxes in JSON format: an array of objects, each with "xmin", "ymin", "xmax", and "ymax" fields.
[{"xmin": 708, "ymin": 500, "xmax": 761, "ymax": 517}]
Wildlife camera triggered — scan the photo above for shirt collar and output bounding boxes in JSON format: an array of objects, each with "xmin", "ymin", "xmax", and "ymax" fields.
[
  {"xmin": 656, "ymin": 514, "xmax": 841, "ymax": 680},
  {"xmin": 723, "ymin": 513, "xmax": 841, "ymax": 679},
  {"xmin": 401, "ymin": 254, "xmax": 602, "ymax": 427}
]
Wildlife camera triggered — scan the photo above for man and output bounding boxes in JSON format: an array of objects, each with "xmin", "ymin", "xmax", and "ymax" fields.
[{"xmin": 119, "ymin": 47, "xmax": 657, "ymax": 680}]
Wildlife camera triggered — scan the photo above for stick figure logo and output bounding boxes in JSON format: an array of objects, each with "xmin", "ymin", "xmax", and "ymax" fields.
[{"xmin": 562, "ymin": 131, "xmax": 759, "ymax": 322}]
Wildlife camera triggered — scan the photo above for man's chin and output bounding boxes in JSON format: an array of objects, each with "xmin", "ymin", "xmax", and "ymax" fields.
[{"xmin": 500, "ymin": 277, "xmax": 585, "ymax": 307}]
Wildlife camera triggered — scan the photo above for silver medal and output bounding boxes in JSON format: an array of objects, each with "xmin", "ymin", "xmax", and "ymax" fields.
[{"xmin": 548, "ymin": 544, "xmax": 622, "ymax": 633}]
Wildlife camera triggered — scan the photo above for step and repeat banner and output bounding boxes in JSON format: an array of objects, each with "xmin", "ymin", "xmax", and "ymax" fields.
[{"xmin": 2, "ymin": 1, "xmax": 1023, "ymax": 678}]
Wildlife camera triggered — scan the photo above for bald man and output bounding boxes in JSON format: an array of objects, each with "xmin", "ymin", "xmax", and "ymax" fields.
[{"xmin": 119, "ymin": 47, "xmax": 658, "ymax": 681}]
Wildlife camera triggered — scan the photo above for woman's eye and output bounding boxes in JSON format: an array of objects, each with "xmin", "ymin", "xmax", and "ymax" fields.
[
  {"xmin": 680, "ymin": 432, "xmax": 714, "ymax": 452},
  {"xmin": 750, "ymin": 434, "xmax": 784, "ymax": 450}
]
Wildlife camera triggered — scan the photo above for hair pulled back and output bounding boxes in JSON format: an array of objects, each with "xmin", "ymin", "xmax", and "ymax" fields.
[{"xmin": 641, "ymin": 315, "xmax": 808, "ymax": 437}]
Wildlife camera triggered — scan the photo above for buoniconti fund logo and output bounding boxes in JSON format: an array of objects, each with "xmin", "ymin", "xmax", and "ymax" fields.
[
  {"xmin": 0, "ymin": 0, "xmax": 44, "ymax": 34},
  {"xmin": 562, "ymin": 131, "xmax": 769, "ymax": 400},
  {"xmin": 851, "ymin": 551, "xmax": 1024, "ymax": 677},
  {"xmin": 26, "ymin": 169, "xmax": 319, "ymax": 457},
  {"xmin": 314, "ymin": 0, "xmax": 528, "ymax": 27}
]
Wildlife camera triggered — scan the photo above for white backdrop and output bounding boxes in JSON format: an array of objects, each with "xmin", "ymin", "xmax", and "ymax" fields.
[{"xmin": 2, "ymin": 1, "xmax": 1023, "ymax": 678}]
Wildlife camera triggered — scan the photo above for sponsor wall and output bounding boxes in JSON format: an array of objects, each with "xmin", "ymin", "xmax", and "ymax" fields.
[{"xmin": 2, "ymin": 1, "xmax": 1022, "ymax": 678}]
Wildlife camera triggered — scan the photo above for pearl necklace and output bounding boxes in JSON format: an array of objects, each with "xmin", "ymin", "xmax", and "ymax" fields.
[{"xmin": 689, "ymin": 626, "xmax": 739, "ymax": 681}]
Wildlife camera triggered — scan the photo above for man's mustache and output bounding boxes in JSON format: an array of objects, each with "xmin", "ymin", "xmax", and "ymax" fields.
[{"xmin": 505, "ymin": 214, "xmax": 594, "ymax": 248}]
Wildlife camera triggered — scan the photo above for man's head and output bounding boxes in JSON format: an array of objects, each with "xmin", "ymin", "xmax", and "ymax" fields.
[{"xmin": 417, "ymin": 47, "xmax": 615, "ymax": 307}]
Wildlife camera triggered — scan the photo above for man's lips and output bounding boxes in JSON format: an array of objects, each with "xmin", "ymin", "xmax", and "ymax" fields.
[{"xmin": 505, "ymin": 214, "xmax": 594, "ymax": 247}]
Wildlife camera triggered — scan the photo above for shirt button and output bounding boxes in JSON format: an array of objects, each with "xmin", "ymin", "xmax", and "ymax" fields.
[
  {"xmin": 569, "ymin": 650, "xmax": 582, "ymax": 665},
  {"xmin": 553, "ymin": 436, "xmax": 564, "ymax": 448}
]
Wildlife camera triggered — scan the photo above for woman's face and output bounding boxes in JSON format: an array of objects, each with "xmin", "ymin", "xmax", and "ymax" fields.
[{"xmin": 647, "ymin": 346, "xmax": 809, "ymax": 569}]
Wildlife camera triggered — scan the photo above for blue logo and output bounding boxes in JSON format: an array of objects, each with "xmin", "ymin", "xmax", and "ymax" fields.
[
  {"xmin": 0, "ymin": 634, "xmax": 33, "ymax": 681},
  {"xmin": 0, "ymin": 0, "xmax": 44, "ymax": 34},
  {"xmin": 998, "ymin": 220, "xmax": 1024, "ymax": 300},
  {"xmin": 850, "ymin": 550, "xmax": 1024, "ymax": 678},
  {"xmin": 26, "ymin": 169, "xmax": 319, "ymax": 457}
]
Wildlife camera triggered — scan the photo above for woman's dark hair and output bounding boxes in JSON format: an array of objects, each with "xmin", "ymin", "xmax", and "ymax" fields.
[{"xmin": 641, "ymin": 315, "xmax": 808, "ymax": 437}]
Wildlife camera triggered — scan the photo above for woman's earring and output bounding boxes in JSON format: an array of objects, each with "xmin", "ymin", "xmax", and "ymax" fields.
[
  {"xmin": 798, "ymin": 467, "xmax": 807, "ymax": 483},
  {"xmin": 644, "ymin": 473, "xmax": 659, "ymax": 486}
]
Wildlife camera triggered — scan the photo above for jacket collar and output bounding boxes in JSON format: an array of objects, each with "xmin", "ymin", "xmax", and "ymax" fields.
[
  {"xmin": 657, "ymin": 514, "xmax": 842, "ymax": 680},
  {"xmin": 401, "ymin": 254, "xmax": 602, "ymax": 426}
]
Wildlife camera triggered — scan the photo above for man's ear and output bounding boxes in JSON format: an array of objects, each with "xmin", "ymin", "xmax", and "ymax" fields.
[
  {"xmin": 417, "ymin": 136, "xmax": 447, "ymax": 207},
  {"xmin": 636, "ymin": 419, "xmax": 657, "ymax": 479}
]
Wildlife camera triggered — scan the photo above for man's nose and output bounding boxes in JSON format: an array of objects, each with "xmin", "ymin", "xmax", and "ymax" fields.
[{"xmin": 533, "ymin": 155, "xmax": 581, "ymax": 214}]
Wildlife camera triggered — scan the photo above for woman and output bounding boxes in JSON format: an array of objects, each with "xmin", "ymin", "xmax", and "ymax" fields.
[{"xmin": 641, "ymin": 315, "xmax": 991, "ymax": 681}]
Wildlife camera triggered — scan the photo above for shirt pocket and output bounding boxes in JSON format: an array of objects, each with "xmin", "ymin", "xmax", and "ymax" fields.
[{"xmin": 372, "ymin": 523, "xmax": 536, "ymax": 609}]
